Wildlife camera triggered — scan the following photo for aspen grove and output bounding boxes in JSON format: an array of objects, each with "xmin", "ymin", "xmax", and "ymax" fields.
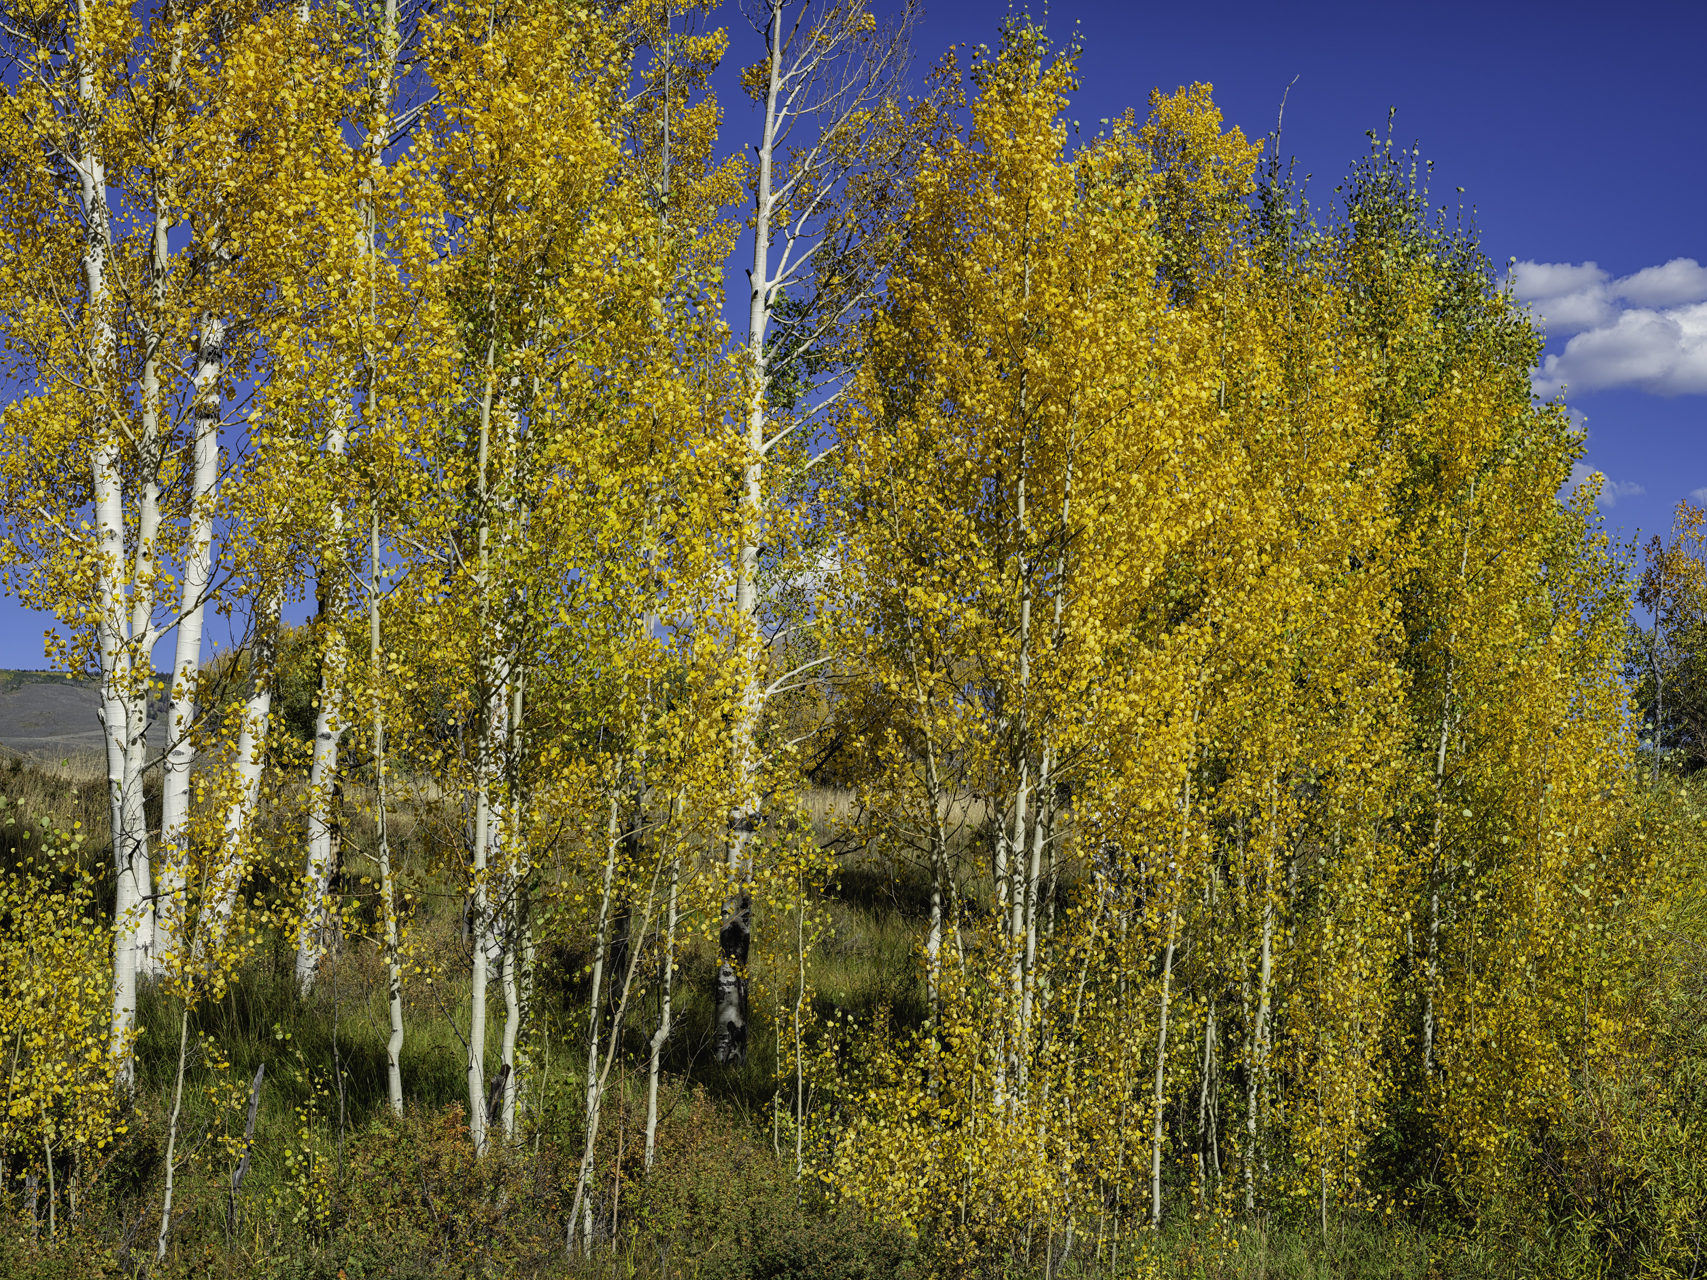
[{"xmin": 1, "ymin": 7, "xmax": 1702, "ymax": 1278}]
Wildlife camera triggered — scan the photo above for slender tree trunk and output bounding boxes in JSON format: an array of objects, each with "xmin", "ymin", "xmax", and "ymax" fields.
[
  {"xmin": 572, "ymin": 797, "xmax": 622, "ymax": 1250},
  {"xmin": 1245, "ymin": 822, "xmax": 1274, "ymax": 1214},
  {"xmin": 1022, "ymin": 746, "xmax": 1051, "ymax": 1039},
  {"xmin": 1652, "ymin": 645, "xmax": 1665, "ymax": 786},
  {"xmin": 924, "ymin": 799, "xmax": 946, "ymax": 1028},
  {"xmin": 466, "ymin": 333, "xmax": 503, "ymax": 1155},
  {"xmin": 498, "ymin": 672, "xmax": 527, "ymax": 1139},
  {"xmin": 156, "ymin": 1001, "xmax": 191, "ymax": 1260},
  {"xmin": 500, "ymin": 921, "xmax": 521, "ymax": 1137},
  {"xmin": 1150, "ymin": 902, "xmax": 1181, "ymax": 1228},
  {"xmin": 94, "ymin": 421, "xmax": 148, "ymax": 1092},
  {"xmin": 205, "ymin": 602, "xmax": 281, "ymax": 944},
  {"xmin": 717, "ymin": 0, "xmax": 791, "ymax": 1071},
  {"xmin": 902, "ymin": 624, "xmax": 949, "ymax": 1027},
  {"xmin": 1024, "ymin": 431, "xmax": 1071, "ymax": 1058},
  {"xmin": 1198, "ymin": 999, "xmax": 1219, "ymax": 1183},
  {"xmin": 299, "ymin": 477, "xmax": 347, "ymax": 995},
  {"xmin": 1002, "ymin": 250, "xmax": 1037, "ymax": 1107},
  {"xmin": 126, "ymin": 171, "xmax": 177, "ymax": 981},
  {"xmin": 93, "ymin": 165, "xmax": 159, "ymax": 1052},
  {"xmin": 370, "ymin": 506, "xmax": 404, "ymax": 1115},
  {"xmin": 794, "ymin": 865, "xmax": 808, "ymax": 1180},
  {"xmin": 719, "ymin": 20, "xmax": 776, "ymax": 1072},
  {"xmin": 73, "ymin": 3, "xmax": 143, "ymax": 1086},
  {"xmin": 644, "ymin": 847, "xmax": 680, "ymax": 1170},
  {"xmin": 157, "ymin": 312, "xmax": 223, "ymax": 970},
  {"xmin": 468, "ymin": 786, "xmax": 492, "ymax": 1154}
]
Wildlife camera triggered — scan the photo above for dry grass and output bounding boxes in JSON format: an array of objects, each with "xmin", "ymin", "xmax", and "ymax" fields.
[
  {"xmin": 0, "ymin": 755, "xmax": 1502, "ymax": 1279},
  {"xmin": 0, "ymin": 743, "xmax": 108, "ymax": 781},
  {"xmin": 0, "ymin": 750, "xmax": 119, "ymax": 877}
]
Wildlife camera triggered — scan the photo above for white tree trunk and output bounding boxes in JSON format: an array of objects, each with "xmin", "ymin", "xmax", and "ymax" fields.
[
  {"xmin": 74, "ymin": 59, "xmax": 149, "ymax": 1083},
  {"xmin": 1021, "ymin": 746, "xmax": 1051, "ymax": 1039},
  {"xmin": 717, "ymin": 0, "xmax": 784, "ymax": 1072},
  {"xmin": 298, "ymin": 409, "xmax": 348, "ymax": 996},
  {"xmin": 204, "ymin": 605, "xmax": 280, "ymax": 945},
  {"xmin": 1244, "ymin": 830, "xmax": 1274, "ymax": 1214},
  {"xmin": 644, "ymin": 849, "xmax": 680, "ymax": 1169},
  {"xmin": 371, "ymin": 506, "xmax": 404, "ymax": 1115},
  {"xmin": 499, "ymin": 672, "xmax": 526, "ymax": 1138},
  {"xmin": 93, "ymin": 422, "xmax": 139, "ymax": 1082},
  {"xmin": 157, "ymin": 313, "xmax": 223, "ymax": 970},
  {"xmin": 571, "ymin": 797, "xmax": 622, "ymax": 1249},
  {"xmin": 1198, "ymin": 998, "xmax": 1219, "ymax": 1185},
  {"xmin": 93, "ymin": 430, "xmax": 157, "ymax": 1077},
  {"xmin": 1149, "ymin": 903, "xmax": 1180, "ymax": 1228},
  {"xmin": 467, "ymin": 769, "xmax": 495, "ymax": 1155},
  {"xmin": 500, "ymin": 915, "xmax": 520, "ymax": 1138},
  {"xmin": 466, "ymin": 335, "xmax": 500, "ymax": 1156}
]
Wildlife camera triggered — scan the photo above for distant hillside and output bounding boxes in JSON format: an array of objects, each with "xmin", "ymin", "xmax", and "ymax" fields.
[{"xmin": 0, "ymin": 670, "xmax": 166, "ymax": 763}]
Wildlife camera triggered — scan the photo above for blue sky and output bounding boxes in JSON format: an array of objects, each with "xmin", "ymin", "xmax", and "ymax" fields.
[{"xmin": 2, "ymin": 0, "xmax": 1702, "ymax": 667}]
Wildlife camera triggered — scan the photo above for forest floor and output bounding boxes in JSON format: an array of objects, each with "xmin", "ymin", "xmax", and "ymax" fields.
[{"xmin": 0, "ymin": 754, "xmax": 1519, "ymax": 1278}]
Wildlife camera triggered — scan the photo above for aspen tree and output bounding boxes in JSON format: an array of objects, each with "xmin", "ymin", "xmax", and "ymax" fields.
[
  {"xmin": 827, "ymin": 32, "xmax": 1253, "ymax": 1249},
  {"xmin": 414, "ymin": 0, "xmax": 739, "ymax": 1156},
  {"xmin": 153, "ymin": 0, "xmax": 327, "ymax": 973},
  {"xmin": 294, "ymin": 0, "xmax": 431, "ymax": 993},
  {"xmin": 0, "ymin": 0, "xmax": 174, "ymax": 1077},
  {"xmin": 0, "ymin": 0, "xmax": 344, "ymax": 1082},
  {"xmin": 1635, "ymin": 504, "xmax": 1707, "ymax": 772},
  {"xmin": 410, "ymin": 0, "xmax": 585, "ymax": 1151},
  {"xmin": 717, "ymin": 0, "xmax": 920, "ymax": 1067},
  {"xmin": 368, "ymin": 503, "xmax": 405, "ymax": 1114}
]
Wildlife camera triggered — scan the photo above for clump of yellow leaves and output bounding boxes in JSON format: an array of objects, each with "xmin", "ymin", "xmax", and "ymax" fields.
[{"xmin": 0, "ymin": 861, "xmax": 127, "ymax": 1220}]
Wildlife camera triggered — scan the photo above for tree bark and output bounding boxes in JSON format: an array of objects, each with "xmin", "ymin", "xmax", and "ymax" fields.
[
  {"xmin": 205, "ymin": 600, "xmax": 281, "ymax": 944},
  {"xmin": 155, "ymin": 1002, "xmax": 191, "ymax": 1261},
  {"xmin": 467, "ymin": 781, "xmax": 492, "ymax": 1155},
  {"xmin": 571, "ymin": 796, "xmax": 623, "ymax": 1250},
  {"xmin": 299, "ymin": 486, "xmax": 348, "ymax": 996},
  {"xmin": 1244, "ymin": 815, "xmax": 1274, "ymax": 1214},
  {"xmin": 466, "ymin": 334, "xmax": 503, "ymax": 1156},
  {"xmin": 298, "ymin": 0, "xmax": 401, "ymax": 996},
  {"xmin": 1150, "ymin": 906, "xmax": 1179, "ymax": 1229},
  {"xmin": 157, "ymin": 312, "xmax": 223, "ymax": 971},
  {"xmin": 717, "ymin": 0, "xmax": 787, "ymax": 1072},
  {"xmin": 371, "ymin": 505, "xmax": 404, "ymax": 1116},
  {"xmin": 76, "ymin": 54, "xmax": 149, "ymax": 1083},
  {"xmin": 644, "ymin": 848, "xmax": 680, "ymax": 1170},
  {"xmin": 499, "ymin": 675, "xmax": 526, "ymax": 1138}
]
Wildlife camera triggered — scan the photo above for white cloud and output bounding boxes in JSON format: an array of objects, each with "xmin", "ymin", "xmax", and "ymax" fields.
[
  {"xmin": 1512, "ymin": 258, "xmax": 1707, "ymax": 396},
  {"xmin": 1569, "ymin": 462, "xmax": 1644, "ymax": 509},
  {"xmin": 1618, "ymin": 259, "xmax": 1707, "ymax": 309},
  {"xmin": 1510, "ymin": 260, "xmax": 1616, "ymax": 334},
  {"xmin": 1691, "ymin": 487, "xmax": 1707, "ymax": 504},
  {"xmin": 1533, "ymin": 303, "xmax": 1707, "ymax": 396}
]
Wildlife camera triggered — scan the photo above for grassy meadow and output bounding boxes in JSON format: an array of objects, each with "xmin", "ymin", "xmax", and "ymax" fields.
[{"xmin": 6, "ymin": 749, "xmax": 1702, "ymax": 1279}]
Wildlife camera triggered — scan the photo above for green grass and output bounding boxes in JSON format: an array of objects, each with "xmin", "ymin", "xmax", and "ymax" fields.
[{"xmin": 0, "ymin": 755, "xmax": 1564, "ymax": 1277}]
